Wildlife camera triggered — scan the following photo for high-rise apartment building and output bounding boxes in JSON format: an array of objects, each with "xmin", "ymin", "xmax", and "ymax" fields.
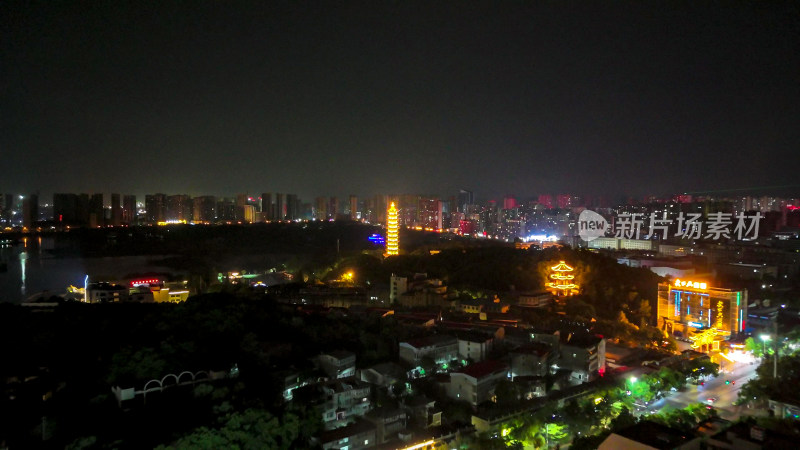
[
  {"xmin": 537, "ymin": 195, "xmax": 553, "ymax": 209},
  {"xmin": 111, "ymin": 193, "xmax": 122, "ymax": 226},
  {"xmin": 315, "ymin": 197, "xmax": 328, "ymax": 221},
  {"xmin": 328, "ymin": 197, "xmax": 339, "ymax": 220},
  {"xmin": 22, "ymin": 194, "xmax": 38, "ymax": 230},
  {"xmin": 54, "ymin": 193, "xmax": 84, "ymax": 226},
  {"xmin": 89, "ymin": 193, "xmax": 104, "ymax": 228},
  {"xmin": 458, "ymin": 189, "xmax": 474, "ymax": 213},
  {"xmin": 286, "ymin": 194, "xmax": 299, "ymax": 220},
  {"xmin": 122, "ymin": 195, "xmax": 137, "ymax": 225},
  {"xmin": 418, "ymin": 197, "xmax": 442, "ymax": 229},
  {"xmin": 145, "ymin": 194, "xmax": 167, "ymax": 224},
  {"xmin": 275, "ymin": 193, "xmax": 285, "ymax": 220},
  {"xmin": 349, "ymin": 195, "xmax": 358, "ymax": 221},
  {"xmin": 193, "ymin": 196, "xmax": 216, "ymax": 223},
  {"xmin": 166, "ymin": 194, "xmax": 192, "ymax": 222},
  {"xmin": 503, "ymin": 195, "xmax": 518, "ymax": 210},
  {"xmin": 399, "ymin": 194, "xmax": 419, "ymax": 227},
  {"xmin": 216, "ymin": 198, "xmax": 236, "ymax": 221},
  {"xmin": 261, "ymin": 193, "xmax": 272, "ymax": 219}
]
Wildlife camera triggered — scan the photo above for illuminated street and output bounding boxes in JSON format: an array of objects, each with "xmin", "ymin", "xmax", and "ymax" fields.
[{"xmin": 636, "ymin": 359, "xmax": 762, "ymax": 421}]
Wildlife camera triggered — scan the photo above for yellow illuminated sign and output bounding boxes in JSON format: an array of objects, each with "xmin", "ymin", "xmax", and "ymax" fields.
[{"xmin": 674, "ymin": 279, "xmax": 707, "ymax": 290}]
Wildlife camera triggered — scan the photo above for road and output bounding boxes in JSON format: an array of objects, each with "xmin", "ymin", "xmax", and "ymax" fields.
[{"xmin": 634, "ymin": 359, "xmax": 763, "ymax": 421}]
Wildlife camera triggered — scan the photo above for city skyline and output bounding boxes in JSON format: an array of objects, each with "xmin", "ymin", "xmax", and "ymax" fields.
[{"xmin": 3, "ymin": 2, "xmax": 799, "ymax": 200}]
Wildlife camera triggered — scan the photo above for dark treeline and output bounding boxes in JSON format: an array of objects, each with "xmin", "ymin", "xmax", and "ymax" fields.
[{"xmin": 0, "ymin": 292, "xmax": 429, "ymax": 448}]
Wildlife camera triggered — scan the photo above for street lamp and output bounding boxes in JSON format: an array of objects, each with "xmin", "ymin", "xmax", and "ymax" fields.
[{"xmin": 760, "ymin": 334, "xmax": 771, "ymax": 355}]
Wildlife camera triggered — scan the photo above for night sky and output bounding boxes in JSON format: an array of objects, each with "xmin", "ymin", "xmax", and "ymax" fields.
[{"xmin": 3, "ymin": 1, "xmax": 799, "ymax": 201}]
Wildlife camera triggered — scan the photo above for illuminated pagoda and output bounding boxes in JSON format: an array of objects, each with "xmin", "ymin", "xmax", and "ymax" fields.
[
  {"xmin": 547, "ymin": 260, "xmax": 578, "ymax": 296},
  {"xmin": 385, "ymin": 202, "xmax": 399, "ymax": 256}
]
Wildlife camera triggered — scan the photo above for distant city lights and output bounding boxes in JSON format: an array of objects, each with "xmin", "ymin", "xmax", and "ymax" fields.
[{"xmin": 522, "ymin": 234, "xmax": 559, "ymax": 242}]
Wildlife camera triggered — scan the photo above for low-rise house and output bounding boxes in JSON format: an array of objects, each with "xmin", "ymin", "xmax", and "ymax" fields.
[
  {"xmin": 503, "ymin": 326, "xmax": 560, "ymax": 348},
  {"xmin": 318, "ymin": 419, "xmax": 377, "ymax": 450},
  {"xmin": 599, "ymin": 421, "xmax": 700, "ymax": 449},
  {"xmin": 516, "ymin": 291, "xmax": 553, "ymax": 308},
  {"xmin": 294, "ymin": 377, "xmax": 372, "ymax": 430},
  {"xmin": 456, "ymin": 331, "xmax": 494, "ymax": 363},
  {"xmin": 705, "ymin": 421, "xmax": 796, "ymax": 449},
  {"xmin": 510, "ymin": 342, "xmax": 556, "ymax": 378},
  {"xmin": 399, "ymin": 335, "xmax": 459, "ymax": 366},
  {"xmin": 513, "ymin": 375, "xmax": 547, "ymax": 399},
  {"xmin": 528, "ymin": 327, "xmax": 561, "ymax": 348},
  {"xmin": 364, "ymin": 407, "xmax": 407, "ymax": 444},
  {"xmin": 456, "ymin": 298, "xmax": 485, "ymax": 314},
  {"xmin": 317, "ymin": 350, "xmax": 357, "ymax": 379},
  {"xmin": 559, "ymin": 332, "xmax": 606, "ymax": 382},
  {"xmin": 447, "ymin": 360, "xmax": 509, "ymax": 406},
  {"xmin": 276, "ymin": 368, "xmax": 313, "ymax": 401},
  {"xmin": 483, "ymin": 297, "xmax": 510, "ymax": 314},
  {"xmin": 401, "ymin": 395, "xmax": 442, "ymax": 429},
  {"xmin": 359, "ymin": 362, "xmax": 405, "ymax": 391},
  {"xmin": 86, "ymin": 282, "xmax": 129, "ymax": 303},
  {"xmin": 767, "ymin": 391, "xmax": 800, "ymax": 419},
  {"xmin": 391, "ymin": 273, "xmax": 448, "ymax": 308}
]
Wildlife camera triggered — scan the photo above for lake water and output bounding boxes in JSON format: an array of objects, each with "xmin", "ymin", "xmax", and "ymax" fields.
[{"xmin": 0, "ymin": 238, "xmax": 176, "ymax": 304}]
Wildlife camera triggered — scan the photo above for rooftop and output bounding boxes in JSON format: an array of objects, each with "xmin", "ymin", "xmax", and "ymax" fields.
[
  {"xmin": 561, "ymin": 332, "xmax": 603, "ymax": 348},
  {"xmin": 512, "ymin": 342, "xmax": 552, "ymax": 357},
  {"xmin": 364, "ymin": 362, "xmax": 405, "ymax": 377},
  {"xmin": 403, "ymin": 334, "xmax": 458, "ymax": 349},
  {"xmin": 608, "ymin": 421, "xmax": 696, "ymax": 449},
  {"xmin": 318, "ymin": 419, "xmax": 376, "ymax": 444},
  {"xmin": 365, "ymin": 406, "xmax": 406, "ymax": 420},
  {"xmin": 455, "ymin": 360, "xmax": 508, "ymax": 380},
  {"xmin": 454, "ymin": 330, "xmax": 494, "ymax": 343},
  {"xmin": 323, "ymin": 350, "xmax": 356, "ymax": 361}
]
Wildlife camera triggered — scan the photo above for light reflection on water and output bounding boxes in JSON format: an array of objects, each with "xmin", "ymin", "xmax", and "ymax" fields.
[
  {"xmin": 19, "ymin": 251, "xmax": 27, "ymax": 295},
  {"xmin": 0, "ymin": 242, "xmax": 175, "ymax": 304}
]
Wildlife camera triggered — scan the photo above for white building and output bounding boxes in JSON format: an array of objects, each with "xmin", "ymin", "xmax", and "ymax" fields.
[
  {"xmin": 447, "ymin": 360, "xmax": 509, "ymax": 406},
  {"xmin": 399, "ymin": 335, "xmax": 459, "ymax": 366}
]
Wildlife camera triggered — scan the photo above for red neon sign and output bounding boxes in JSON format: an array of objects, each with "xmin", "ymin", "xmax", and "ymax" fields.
[{"xmin": 130, "ymin": 279, "xmax": 160, "ymax": 286}]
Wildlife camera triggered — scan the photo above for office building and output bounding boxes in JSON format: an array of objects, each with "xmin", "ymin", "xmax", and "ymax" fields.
[{"xmin": 657, "ymin": 278, "xmax": 747, "ymax": 345}]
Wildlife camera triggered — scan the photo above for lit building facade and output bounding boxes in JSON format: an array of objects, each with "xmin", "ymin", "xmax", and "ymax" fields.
[
  {"xmin": 386, "ymin": 202, "xmax": 399, "ymax": 256},
  {"xmin": 657, "ymin": 279, "xmax": 747, "ymax": 343},
  {"xmin": 417, "ymin": 197, "xmax": 442, "ymax": 229}
]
